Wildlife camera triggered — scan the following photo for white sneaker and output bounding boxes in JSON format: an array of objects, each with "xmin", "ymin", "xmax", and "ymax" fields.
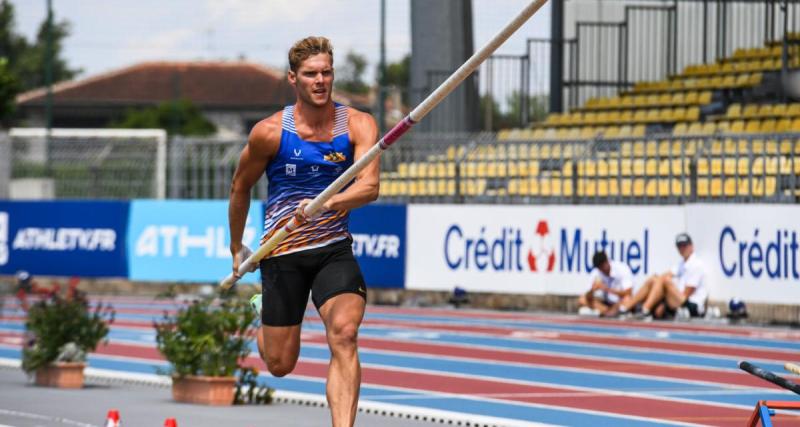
[{"xmin": 250, "ymin": 294, "xmax": 262, "ymax": 317}]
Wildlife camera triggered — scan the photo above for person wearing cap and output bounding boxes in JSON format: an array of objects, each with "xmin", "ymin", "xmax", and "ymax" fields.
[
  {"xmin": 577, "ymin": 251, "xmax": 635, "ymax": 317},
  {"xmin": 618, "ymin": 233, "xmax": 709, "ymax": 320}
]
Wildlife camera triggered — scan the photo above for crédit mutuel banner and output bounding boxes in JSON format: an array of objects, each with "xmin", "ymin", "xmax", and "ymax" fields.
[
  {"xmin": 406, "ymin": 205, "xmax": 685, "ymax": 295},
  {"xmin": 687, "ymin": 204, "xmax": 800, "ymax": 304}
]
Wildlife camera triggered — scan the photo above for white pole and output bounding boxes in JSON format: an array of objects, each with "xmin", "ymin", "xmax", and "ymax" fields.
[{"xmin": 221, "ymin": 0, "xmax": 549, "ymax": 289}]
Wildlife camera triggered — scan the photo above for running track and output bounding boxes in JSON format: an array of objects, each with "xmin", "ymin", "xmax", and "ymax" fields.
[{"xmin": 1, "ymin": 296, "xmax": 800, "ymax": 426}]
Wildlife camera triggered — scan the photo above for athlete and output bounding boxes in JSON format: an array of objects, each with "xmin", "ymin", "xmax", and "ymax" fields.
[
  {"xmin": 577, "ymin": 251, "xmax": 635, "ymax": 317},
  {"xmin": 228, "ymin": 36, "xmax": 379, "ymax": 427}
]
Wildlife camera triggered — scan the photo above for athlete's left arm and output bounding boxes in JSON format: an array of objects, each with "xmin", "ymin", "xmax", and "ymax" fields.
[{"xmin": 324, "ymin": 109, "xmax": 380, "ymax": 211}]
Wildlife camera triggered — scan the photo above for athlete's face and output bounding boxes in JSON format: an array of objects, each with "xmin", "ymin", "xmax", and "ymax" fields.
[{"xmin": 289, "ymin": 53, "xmax": 334, "ymax": 107}]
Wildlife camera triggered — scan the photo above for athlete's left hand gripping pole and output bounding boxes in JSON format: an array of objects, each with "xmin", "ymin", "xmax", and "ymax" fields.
[{"xmin": 220, "ymin": 0, "xmax": 549, "ymax": 290}]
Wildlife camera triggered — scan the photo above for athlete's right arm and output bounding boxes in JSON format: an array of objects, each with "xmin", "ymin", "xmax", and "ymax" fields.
[{"xmin": 229, "ymin": 115, "xmax": 281, "ymax": 276}]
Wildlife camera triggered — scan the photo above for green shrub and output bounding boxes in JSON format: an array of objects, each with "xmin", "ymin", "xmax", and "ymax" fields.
[
  {"xmin": 154, "ymin": 298, "xmax": 257, "ymax": 378},
  {"xmin": 22, "ymin": 294, "xmax": 114, "ymax": 373}
]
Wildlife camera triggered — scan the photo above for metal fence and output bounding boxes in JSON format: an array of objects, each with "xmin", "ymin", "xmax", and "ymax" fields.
[
  {"xmin": 471, "ymin": 0, "xmax": 800, "ymax": 128},
  {"xmin": 3, "ymin": 131, "xmax": 797, "ymax": 205},
  {"xmin": 376, "ymin": 131, "xmax": 800, "ymax": 205}
]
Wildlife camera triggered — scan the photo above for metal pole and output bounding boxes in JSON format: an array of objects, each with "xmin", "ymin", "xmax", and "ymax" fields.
[
  {"xmin": 44, "ymin": 0, "xmax": 53, "ymax": 177},
  {"xmin": 378, "ymin": 0, "xmax": 387, "ymax": 134},
  {"xmin": 550, "ymin": 0, "xmax": 564, "ymax": 114}
]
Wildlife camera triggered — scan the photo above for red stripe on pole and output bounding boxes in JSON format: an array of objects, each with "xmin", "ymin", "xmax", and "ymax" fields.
[{"xmin": 380, "ymin": 116, "xmax": 416, "ymax": 149}]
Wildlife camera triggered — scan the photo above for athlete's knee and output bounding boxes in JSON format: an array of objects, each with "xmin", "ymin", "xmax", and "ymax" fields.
[
  {"xmin": 266, "ymin": 356, "xmax": 297, "ymax": 377},
  {"xmin": 327, "ymin": 320, "xmax": 359, "ymax": 354}
]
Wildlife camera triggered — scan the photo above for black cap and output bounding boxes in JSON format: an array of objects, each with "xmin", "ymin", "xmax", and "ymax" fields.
[
  {"xmin": 592, "ymin": 251, "xmax": 608, "ymax": 269},
  {"xmin": 675, "ymin": 233, "xmax": 692, "ymax": 246}
]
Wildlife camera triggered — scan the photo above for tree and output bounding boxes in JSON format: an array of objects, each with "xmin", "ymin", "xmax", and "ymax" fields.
[
  {"xmin": 334, "ymin": 52, "xmax": 369, "ymax": 95},
  {"xmin": 112, "ymin": 99, "xmax": 216, "ymax": 137},
  {"xmin": 0, "ymin": 0, "xmax": 80, "ymax": 121},
  {"xmin": 382, "ymin": 54, "xmax": 410, "ymax": 105},
  {"xmin": 383, "ymin": 54, "xmax": 409, "ymax": 89},
  {"xmin": 0, "ymin": 57, "xmax": 18, "ymax": 123}
]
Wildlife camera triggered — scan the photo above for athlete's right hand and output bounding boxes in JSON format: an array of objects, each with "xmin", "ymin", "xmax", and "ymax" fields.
[
  {"xmin": 294, "ymin": 199, "xmax": 325, "ymax": 225},
  {"xmin": 231, "ymin": 244, "xmax": 256, "ymax": 278}
]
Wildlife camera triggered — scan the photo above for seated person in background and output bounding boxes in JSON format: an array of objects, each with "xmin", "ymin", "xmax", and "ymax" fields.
[
  {"xmin": 578, "ymin": 251, "xmax": 634, "ymax": 317},
  {"xmin": 618, "ymin": 233, "xmax": 709, "ymax": 320}
]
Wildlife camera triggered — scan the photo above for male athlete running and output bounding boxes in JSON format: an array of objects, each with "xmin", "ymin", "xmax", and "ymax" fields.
[{"xmin": 228, "ymin": 36, "xmax": 379, "ymax": 427}]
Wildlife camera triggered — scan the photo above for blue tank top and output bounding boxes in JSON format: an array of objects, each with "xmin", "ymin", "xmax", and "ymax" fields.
[{"xmin": 261, "ymin": 103, "xmax": 354, "ymax": 257}]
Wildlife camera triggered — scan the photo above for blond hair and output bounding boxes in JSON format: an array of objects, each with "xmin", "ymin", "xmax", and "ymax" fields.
[{"xmin": 288, "ymin": 36, "xmax": 333, "ymax": 72}]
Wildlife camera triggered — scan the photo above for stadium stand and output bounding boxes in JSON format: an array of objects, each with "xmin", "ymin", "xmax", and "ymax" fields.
[{"xmin": 379, "ymin": 36, "xmax": 800, "ymax": 204}]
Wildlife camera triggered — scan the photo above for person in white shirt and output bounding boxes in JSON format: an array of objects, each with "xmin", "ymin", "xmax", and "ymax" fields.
[
  {"xmin": 578, "ymin": 251, "xmax": 635, "ymax": 317},
  {"xmin": 620, "ymin": 233, "xmax": 709, "ymax": 320}
]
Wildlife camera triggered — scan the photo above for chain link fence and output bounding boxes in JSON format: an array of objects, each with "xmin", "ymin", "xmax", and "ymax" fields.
[{"xmin": 2, "ymin": 130, "xmax": 797, "ymax": 205}]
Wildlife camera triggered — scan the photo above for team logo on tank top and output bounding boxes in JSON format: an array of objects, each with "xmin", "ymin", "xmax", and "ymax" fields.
[{"xmin": 324, "ymin": 151, "xmax": 347, "ymax": 163}]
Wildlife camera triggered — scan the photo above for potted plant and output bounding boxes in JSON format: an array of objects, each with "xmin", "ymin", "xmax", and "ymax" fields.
[
  {"xmin": 154, "ymin": 297, "xmax": 257, "ymax": 406},
  {"xmin": 21, "ymin": 293, "xmax": 114, "ymax": 388}
]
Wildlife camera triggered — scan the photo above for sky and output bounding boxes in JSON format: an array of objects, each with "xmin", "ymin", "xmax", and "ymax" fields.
[{"xmin": 9, "ymin": 0, "xmax": 551, "ymax": 82}]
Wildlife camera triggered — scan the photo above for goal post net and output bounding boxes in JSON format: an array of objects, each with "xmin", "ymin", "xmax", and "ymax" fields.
[{"xmin": 7, "ymin": 128, "xmax": 167, "ymax": 199}]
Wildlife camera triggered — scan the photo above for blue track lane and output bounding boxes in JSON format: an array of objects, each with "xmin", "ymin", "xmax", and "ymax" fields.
[{"xmin": 0, "ymin": 346, "xmax": 683, "ymax": 427}]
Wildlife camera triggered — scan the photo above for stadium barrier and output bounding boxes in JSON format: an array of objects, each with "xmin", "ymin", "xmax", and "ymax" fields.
[{"xmin": 0, "ymin": 200, "xmax": 797, "ymax": 305}]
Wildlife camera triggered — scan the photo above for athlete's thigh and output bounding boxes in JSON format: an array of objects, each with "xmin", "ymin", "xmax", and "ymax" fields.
[
  {"xmin": 259, "ymin": 324, "xmax": 302, "ymax": 362},
  {"xmin": 260, "ymin": 254, "xmax": 313, "ymax": 326},
  {"xmin": 310, "ymin": 241, "xmax": 367, "ymax": 311}
]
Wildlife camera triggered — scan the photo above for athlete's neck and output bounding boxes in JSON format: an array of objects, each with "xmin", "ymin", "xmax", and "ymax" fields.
[{"xmin": 294, "ymin": 100, "xmax": 335, "ymax": 132}]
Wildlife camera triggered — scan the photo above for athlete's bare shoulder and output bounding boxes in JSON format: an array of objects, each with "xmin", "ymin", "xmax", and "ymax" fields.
[
  {"xmin": 248, "ymin": 111, "xmax": 283, "ymax": 158},
  {"xmin": 346, "ymin": 107, "xmax": 377, "ymax": 145}
]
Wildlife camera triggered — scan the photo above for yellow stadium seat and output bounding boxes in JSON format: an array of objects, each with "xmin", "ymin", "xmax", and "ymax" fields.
[
  {"xmin": 745, "ymin": 120, "xmax": 761, "ymax": 133},
  {"xmin": 698, "ymin": 91, "xmax": 713, "ymax": 104},
  {"xmin": 773, "ymin": 104, "xmax": 787, "ymax": 117},
  {"xmin": 698, "ymin": 122, "xmax": 715, "ymax": 135},
  {"xmin": 647, "ymin": 109, "xmax": 661, "ymax": 123},
  {"xmin": 727, "ymin": 103, "xmax": 742, "ymax": 118},
  {"xmin": 761, "ymin": 119, "xmax": 777, "ymax": 133},
  {"xmin": 686, "ymin": 107, "xmax": 700, "ymax": 122},
  {"xmin": 673, "ymin": 122, "xmax": 689, "ymax": 136},
  {"xmin": 697, "ymin": 178, "xmax": 709, "ymax": 197},
  {"xmin": 730, "ymin": 120, "xmax": 746, "ymax": 133},
  {"xmin": 724, "ymin": 178, "xmax": 738, "ymax": 197},
  {"xmin": 645, "ymin": 158, "xmax": 658, "ymax": 176},
  {"xmin": 658, "ymin": 141, "xmax": 671, "ymax": 156},
  {"xmin": 711, "ymin": 178, "xmax": 723, "ymax": 197},
  {"xmin": 632, "ymin": 125, "xmax": 646, "ymax": 137},
  {"xmin": 748, "ymin": 73, "xmax": 763, "ymax": 86},
  {"xmin": 633, "ymin": 178, "xmax": 646, "ymax": 196},
  {"xmin": 633, "ymin": 110, "xmax": 647, "ymax": 123},
  {"xmin": 685, "ymin": 91, "xmax": 699, "ymax": 105},
  {"xmin": 759, "ymin": 104, "xmax": 774, "ymax": 118}
]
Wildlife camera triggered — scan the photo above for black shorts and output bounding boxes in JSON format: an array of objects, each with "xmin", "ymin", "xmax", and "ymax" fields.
[{"xmin": 259, "ymin": 238, "xmax": 366, "ymax": 326}]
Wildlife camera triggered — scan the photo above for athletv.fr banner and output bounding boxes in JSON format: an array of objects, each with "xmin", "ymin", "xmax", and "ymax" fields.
[
  {"xmin": 349, "ymin": 204, "xmax": 406, "ymax": 288},
  {"xmin": 0, "ymin": 201, "xmax": 129, "ymax": 278},
  {"xmin": 127, "ymin": 200, "xmax": 263, "ymax": 283}
]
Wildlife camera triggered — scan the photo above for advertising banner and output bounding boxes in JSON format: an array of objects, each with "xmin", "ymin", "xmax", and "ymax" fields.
[
  {"xmin": 406, "ymin": 204, "xmax": 685, "ymax": 295},
  {"xmin": 349, "ymin": 204, "xmax": 406, "ymax": 288},
  {"xmin": 0, "ymin": 201, "xmax": 129, "ymax": 278},
  {"xmin": 686, "ymin": 204, "xmax": 800, "ymax": 304},
  {"xmin": 127, "ymin": 200, "xmax": 262, "ymax": 283}
]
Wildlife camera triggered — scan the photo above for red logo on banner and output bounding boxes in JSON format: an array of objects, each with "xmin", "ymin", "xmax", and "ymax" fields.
[{"xmin": 528, "ymin": 220, "xmax": 556, "ymax": 273}]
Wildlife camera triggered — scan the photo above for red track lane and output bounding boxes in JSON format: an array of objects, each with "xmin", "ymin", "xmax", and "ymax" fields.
[
  {"xmin": 349, "ymin": 318, "xmax": 800, "ymax": 362},
  {"xmin": 366, "ymin": 306, "xmax": 800, "ymax": 341},
  {"xmin": 0, "ymin": 328, "xmax": 780, "ymax": 390},
  {"xmin": 45, "ymin": 339, "xmax": 789, "ymax": 426},
  {"xmin": 299, "ymin": 334, "xmax": 791, "ymax": 391},
  {"xmin": 3, "ymin": 331, "xmax": 798, "ymax": 425}
]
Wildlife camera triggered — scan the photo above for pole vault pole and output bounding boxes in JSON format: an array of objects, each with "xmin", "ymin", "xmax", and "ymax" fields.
[{"xmin": 221, "ymin": 0, "xmax": 549, "ymax": 289}]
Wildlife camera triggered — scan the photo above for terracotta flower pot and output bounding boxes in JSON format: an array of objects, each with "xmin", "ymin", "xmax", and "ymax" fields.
[
  {"xmin": 171, "ymin": 375, "xmax": 236, "ymax": 406},
  {"xmin": 34, "ymin": 362, "xmax": 86, "ymax": 389}
]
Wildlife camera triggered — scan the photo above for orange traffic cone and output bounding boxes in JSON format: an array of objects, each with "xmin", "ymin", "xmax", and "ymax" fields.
[
  {"xmin": 164, "ymin": 418, "xmax": 177, "ymax": 427},
  {"xmin": 104, "ymin": 409, "xmax": 120, "ymax": 427}
]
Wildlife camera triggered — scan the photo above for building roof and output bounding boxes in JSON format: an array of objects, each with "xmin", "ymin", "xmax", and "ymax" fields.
[{"xmin": 16, "ymin": 61, "xmax": 368, "ymax": 109}]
